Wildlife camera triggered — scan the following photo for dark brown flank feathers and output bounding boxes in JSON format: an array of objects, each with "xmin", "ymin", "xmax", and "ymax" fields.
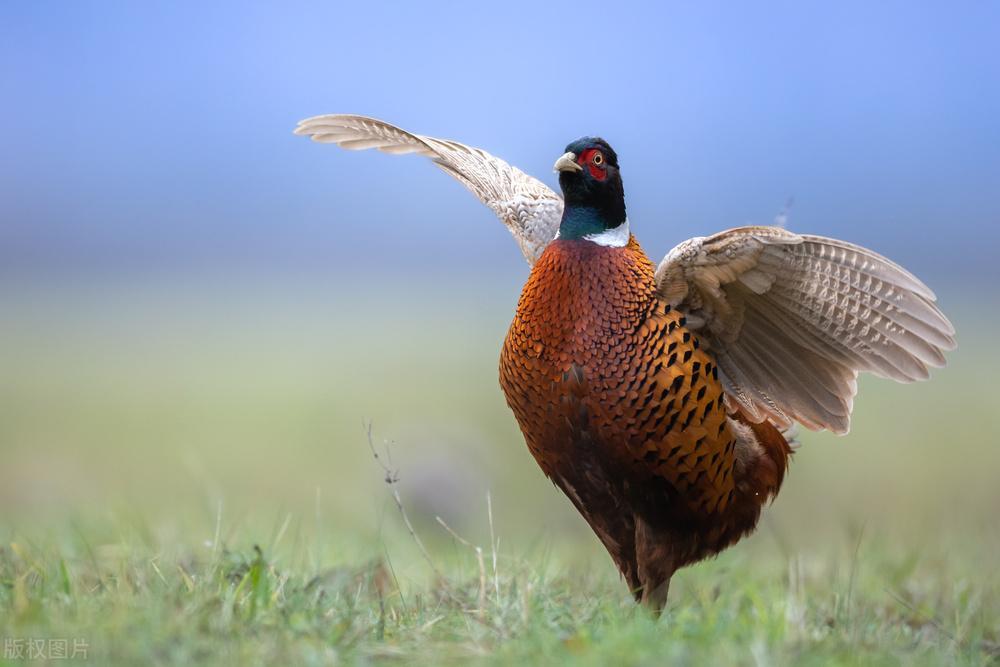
[{"xmin": 499, "ymin": 236, "xmax": 792, "ymax": 607}]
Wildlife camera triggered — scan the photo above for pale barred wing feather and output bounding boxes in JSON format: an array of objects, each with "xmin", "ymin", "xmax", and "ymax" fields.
[
  {"xmin": 294, "ymin": 114, "xmax": 562, "ymax": 264},
  {"xmin": 655, "ymin": 226, "xmax": 956, "ymax": 434}
]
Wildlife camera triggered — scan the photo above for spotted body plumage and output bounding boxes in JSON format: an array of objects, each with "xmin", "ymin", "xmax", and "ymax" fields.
[
  {"xmin": 296, "ymin": 114, "xmax": 955, "ymax": 610},
  {"xmin": 501, "ymin": 237, "xmax": 735, "ymax": 516},
  {"xmin": 500, "ymin": 235, "xmax": 789, "ymax": 604}
]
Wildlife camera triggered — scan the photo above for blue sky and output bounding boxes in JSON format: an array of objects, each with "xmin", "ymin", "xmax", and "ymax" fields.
[{"xmin": 2, "ymin": 1, "xmax": 998, "ymax": 285}]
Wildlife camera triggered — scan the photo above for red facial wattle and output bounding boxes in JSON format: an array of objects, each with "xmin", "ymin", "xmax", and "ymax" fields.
[{"xmin": 578, "ymin": 148, "xmax": 607, "ymax": 181}]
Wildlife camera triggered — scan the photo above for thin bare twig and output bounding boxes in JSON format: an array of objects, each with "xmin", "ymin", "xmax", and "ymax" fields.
[
  {"xmin": 364, "ymin": 421, "xmax": 500, "ymax": 616},
  {"xmin": 364, "ymin": 421, "xmax": 443, "ymax": 580},
  {"xmin": 313, "ymin": 487, "xmax": 322, "ymax": 573},
  {"xmin": 381, "ymin": 543, "xmax": 407, "ymax": 612},
  {"xmin": 212, "ymin": 499, "xmax": 223, "ymax": 559},
  {"xmin": 487, "ymin": 492, "xmax": 500, "ymax": 608},
  {"xmin": 435, "ymin": 515, "xmax": 486, "ymax": 617},
  {"xmin": 845, "ymin": 522, "xmax": 866, "ymax": 627}
]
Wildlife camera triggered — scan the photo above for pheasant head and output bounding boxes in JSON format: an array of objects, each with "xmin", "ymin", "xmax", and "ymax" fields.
[{"xmin": 554, "ymin": 138, "xmax": 627, "ymax": 244}]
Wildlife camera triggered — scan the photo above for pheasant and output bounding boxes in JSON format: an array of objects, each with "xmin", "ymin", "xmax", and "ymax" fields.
[{"xmin": 294, "ymin": 116, "xmax": 955, "ymax": 609}]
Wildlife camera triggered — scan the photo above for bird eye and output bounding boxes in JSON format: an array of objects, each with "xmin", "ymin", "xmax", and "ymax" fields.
[{"xmin": 592, "ymin": 152, "xmax": 604, "ymax": 166}]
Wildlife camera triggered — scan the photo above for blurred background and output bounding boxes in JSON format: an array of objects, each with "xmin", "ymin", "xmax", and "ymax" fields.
[{"xmin": 2, "ymin": 1, "xmax": 998, "ymax": 569}]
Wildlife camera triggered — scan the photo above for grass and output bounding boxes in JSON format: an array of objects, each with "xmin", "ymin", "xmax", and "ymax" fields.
[
  {"xmin": 2, "ymin": 518, "xmax": 997, "ymax": 665},
  {"xmin": 1, "ymin": 277, "xmax": 998, "ymax": 665}
]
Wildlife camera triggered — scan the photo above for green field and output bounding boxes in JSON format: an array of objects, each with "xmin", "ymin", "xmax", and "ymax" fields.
[{"xmin": 1, "ymin": 277, "xmax": 997, "ymax": 665}]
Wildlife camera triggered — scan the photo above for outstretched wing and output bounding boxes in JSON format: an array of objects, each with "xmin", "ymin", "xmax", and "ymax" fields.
[
  {"xmin": 654, "ymin": 226, "xmax": 956, "ymax": 434},
  {"xmin": 294, "ymin": 114, "xmax": 562, "ymax": 265}
]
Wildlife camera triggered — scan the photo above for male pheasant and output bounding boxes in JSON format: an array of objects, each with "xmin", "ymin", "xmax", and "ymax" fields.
[{"xmin": 295, "ymin": 116, "xmax": 956, "ymax": 610}]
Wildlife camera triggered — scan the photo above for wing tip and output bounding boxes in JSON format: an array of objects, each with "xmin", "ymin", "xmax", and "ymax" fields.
[{"xmin": 293, "ymin": 113, "xmax": 389, "ymax": 138}]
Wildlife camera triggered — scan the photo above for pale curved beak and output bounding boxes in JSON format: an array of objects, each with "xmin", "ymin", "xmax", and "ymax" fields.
[{"xmin": 553, "ymin": 152, "xmax": 583, "ymax": 173}]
